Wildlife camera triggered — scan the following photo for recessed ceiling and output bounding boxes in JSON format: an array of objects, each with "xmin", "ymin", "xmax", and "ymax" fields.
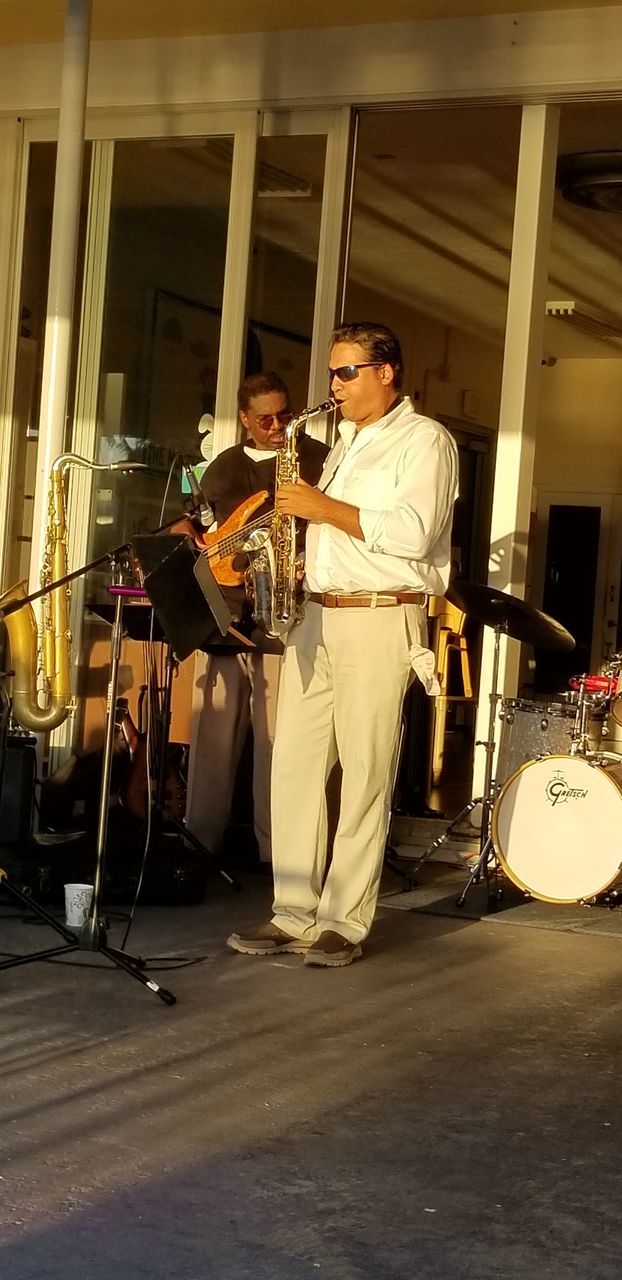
[
  {"xmin": 350, "ymin": 103, "xmax": 622, "ymax": 359},
  {"xmin": 87, "ymin": 103, "xmax": 622, "ymax": 362},
  {"xmin": 8, "ymin": 8, "xmax": 622, "ymax": 362},
  {"xmin": 0, "ymin": 0, "xmax": 614, "ymax": 44}
]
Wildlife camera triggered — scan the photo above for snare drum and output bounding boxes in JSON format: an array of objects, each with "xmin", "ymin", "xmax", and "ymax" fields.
[
  {"xmin": 496, "ymin": 698, "xmax": 602, "ymax": 784},
  {"xmin": 492, "ymin": 754, "xmax": 622, "ymax": 903}
]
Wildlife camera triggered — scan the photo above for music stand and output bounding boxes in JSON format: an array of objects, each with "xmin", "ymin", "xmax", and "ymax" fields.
[{"xmin": 130, "ymin": 534, "xmax": 243, "ymax": 890}]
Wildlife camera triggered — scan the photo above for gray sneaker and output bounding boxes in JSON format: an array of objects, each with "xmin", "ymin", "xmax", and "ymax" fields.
[
  {"xmin": 227, "ymin": 922, "xmax": 311, "ymax": 956},
  {"xmin": 304, "ymin": 931, "xmax": 363, "ymax": 968}
]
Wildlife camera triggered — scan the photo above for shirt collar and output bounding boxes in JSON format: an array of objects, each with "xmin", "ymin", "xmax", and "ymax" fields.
[
  {"xmin": 337, "ymin": 395, "xmax": 410, "ymax": 448},
  {"xmin": 243, "ymin": 445, "xmax": 277, "ymax": 462}
]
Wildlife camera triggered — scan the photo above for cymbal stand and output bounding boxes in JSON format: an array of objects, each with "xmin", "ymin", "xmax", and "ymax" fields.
[{"xmin": 410, "ymin": 621, "xmax": 507, "ymax": 908}]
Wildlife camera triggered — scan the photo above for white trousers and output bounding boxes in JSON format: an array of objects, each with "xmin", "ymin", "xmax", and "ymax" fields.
[
  {"xmin": 186, "ymin": 651, "xmax": 282, "ymax": 861},
  {"xmin": 270, "ymin": 601, "xmax": 427, "ymax": 943}
]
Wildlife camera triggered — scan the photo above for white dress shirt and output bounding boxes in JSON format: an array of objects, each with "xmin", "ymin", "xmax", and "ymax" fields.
[{"xmin": 304, "ymin": 396, "xmax": 459, "ymax": 596}]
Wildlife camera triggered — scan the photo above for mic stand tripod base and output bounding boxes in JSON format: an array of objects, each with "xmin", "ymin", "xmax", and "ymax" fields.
[
  {"xmin": 0, "ymin": 871, "xmax": 176, "ymax": 1003},
  {"xmin": 78, "ymin": 913, "xmax": 146, "ymax": 971},
  {"xmin": 0, "ymin": 576, "xmax": 178, "ymax": 1005}
]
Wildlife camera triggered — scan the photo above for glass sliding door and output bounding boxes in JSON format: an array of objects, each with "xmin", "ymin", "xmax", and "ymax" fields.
[
  {"xmin": 55, "ymin": 109, "xmax": 349, "ymax": 759},
  {"xmin": 85, "ymin": 134, "xmax": 235, "ymax": 591},
  {"xmin": 343, "ymin": 104, "xmax": 521, "ymax": 814},
  {"xmin": 246, "ymin": 132, "xmax": 327, "ymax": 413}
]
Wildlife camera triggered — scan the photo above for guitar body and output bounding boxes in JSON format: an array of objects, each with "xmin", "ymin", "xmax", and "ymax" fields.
[
  {"xmin": 195, "ymin": 490, "xmax": 270, "ymax": 586},
  {"xmin": 117, "ymin": 700, "xmax": 186, "ymax": 823}
]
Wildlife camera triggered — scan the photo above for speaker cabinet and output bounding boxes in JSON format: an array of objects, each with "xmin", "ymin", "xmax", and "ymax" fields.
[{"xmin": 0, "ymin": 736, "xmax": 37, "ymax": 843}]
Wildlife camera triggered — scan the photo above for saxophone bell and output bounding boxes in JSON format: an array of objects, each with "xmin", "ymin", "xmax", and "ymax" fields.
[{"xmin": 0, "ymin": 454, "xmax": 148, "ymax": 734}]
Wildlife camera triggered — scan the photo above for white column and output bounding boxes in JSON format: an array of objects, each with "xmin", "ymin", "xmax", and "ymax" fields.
[
  {"xmin": 307, "ymin": 107, "xmax": 354, "ymax": 431},
  {"xmin": 48, "ymin": 140, "xmax": 115, "ymax": 764},
  {"xmin": 28, "ymin": 0, "xmax": 93, "ymax": 592},
  {"xmin": 210, "ymin": 113, "xmax": 261, "ymax": 459},
  {"xmin": 0, "ymin": 117, "xmax": 25, "ymax": 583},
  {"xmin": 472, "ymin": 103, "xmax": 560, "ymax": 798}
]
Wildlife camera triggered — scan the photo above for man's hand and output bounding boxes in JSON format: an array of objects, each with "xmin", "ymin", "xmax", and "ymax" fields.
[
  {"xmin": 275, "ymin": 479, "xmax": 364, "ymax": 541},
  {"xmin": 170, "ymin": 515, "xmax": 211, "ymax": 549},
  {"xmin": 170, "ymin": 515, "xmax": 200, "ymax": 539},
  {"xmin": 275, "ymin": 479, "xmax": 331, "ymax": 522}
]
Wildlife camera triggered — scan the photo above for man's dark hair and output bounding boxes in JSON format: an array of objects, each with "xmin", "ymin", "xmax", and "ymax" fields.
[
  {"xmin": 237, "ymin": 371, "xmax": 290, "ymax": 413},
  {"xmin": 330, "ymin": 322, "xmax": 403, "ymax": 390}
]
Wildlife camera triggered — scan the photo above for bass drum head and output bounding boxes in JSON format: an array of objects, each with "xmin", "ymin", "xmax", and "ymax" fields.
[{"xmin": 492, "ymin": 754, "xmax": 622, "ymax": 903}]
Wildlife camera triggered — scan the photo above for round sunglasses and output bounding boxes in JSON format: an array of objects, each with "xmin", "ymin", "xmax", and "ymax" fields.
[{"xmin": 252, "ymin": 411, "xmax": 293, "ymax": 429}]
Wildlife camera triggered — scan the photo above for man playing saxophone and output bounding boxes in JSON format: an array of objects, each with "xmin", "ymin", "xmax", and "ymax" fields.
[
  {"xmin": 227, "ymin": 323, "xmax": 458, "ymax": 963},
  {"xmin": 185, "ymin": 372, "xmax": 328, "ymax": 873}
]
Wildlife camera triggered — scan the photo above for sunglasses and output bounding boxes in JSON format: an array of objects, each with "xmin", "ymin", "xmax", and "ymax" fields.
[
  {"xmin": 328, "ymin": 362, "xmax": 384, "ymax": 383},
  {"xmin": 252, "ymin": 411, "xmax": 293, "ymax": 429}
]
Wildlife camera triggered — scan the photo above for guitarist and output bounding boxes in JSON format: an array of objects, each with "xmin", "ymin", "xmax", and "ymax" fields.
[{"xmin": 185, "ymin": 372, "xmax": 329, "ymax": 873}]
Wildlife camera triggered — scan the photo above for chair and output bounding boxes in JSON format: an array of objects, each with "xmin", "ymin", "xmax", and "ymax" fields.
[
  {"xmin": 430, "ymin": 597, "xmax": 473, "ymax": 698},
  {"xmin": 428, "ymin": 597, "xmax": 474, "ymax": 786}
]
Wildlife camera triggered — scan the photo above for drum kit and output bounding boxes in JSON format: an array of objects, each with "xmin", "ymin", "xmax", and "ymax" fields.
[{"xmin": 423, "ymin": 580, "xmax": 622, "ymax": 909}]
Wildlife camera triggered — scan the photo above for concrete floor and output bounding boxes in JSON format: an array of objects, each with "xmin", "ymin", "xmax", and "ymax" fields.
[{"xmin": 1, "ymin": 865, "xmax": 622, "ymax": 1280}]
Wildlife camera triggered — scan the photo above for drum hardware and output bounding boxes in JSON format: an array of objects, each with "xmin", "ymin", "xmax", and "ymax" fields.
[
  {"xmin": 410, "ymin": 581, "xmax": 575, "ymax": 907},
  {"xmin": 491, "ymin": 657, "xmax": 622, "ymax": 905}
]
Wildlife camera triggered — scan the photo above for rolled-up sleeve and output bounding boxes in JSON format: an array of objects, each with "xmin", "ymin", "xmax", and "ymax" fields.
[{"xmin": 357, "ymin": 428, "xmax": 458, "ymax": 559}]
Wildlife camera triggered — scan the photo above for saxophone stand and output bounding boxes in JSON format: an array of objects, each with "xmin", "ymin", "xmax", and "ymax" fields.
[{"xmin": 406, "ymin": 581, "xmax": 576, "ymax": 910}]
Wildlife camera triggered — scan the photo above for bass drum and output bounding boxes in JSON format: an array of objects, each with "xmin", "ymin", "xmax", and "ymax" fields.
[{"xmin": 492, "ymin": 754, "xmax": 622, "ymax": 903}]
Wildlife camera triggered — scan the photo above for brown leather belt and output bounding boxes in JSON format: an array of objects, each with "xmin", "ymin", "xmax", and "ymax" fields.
[{"xmin": 307, "ymin": 591, "xmax": 426, "ymax": 609}]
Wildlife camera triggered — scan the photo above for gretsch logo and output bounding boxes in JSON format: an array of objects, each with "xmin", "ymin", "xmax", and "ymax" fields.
[{"xmin": 545, "ymin": 771, "xmax": 588, "ymax": 807}]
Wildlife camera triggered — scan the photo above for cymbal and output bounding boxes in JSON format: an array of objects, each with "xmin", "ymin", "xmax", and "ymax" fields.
[{"xmin": 446, "ymin": 580, "xmax": 576, "ymax": 652}]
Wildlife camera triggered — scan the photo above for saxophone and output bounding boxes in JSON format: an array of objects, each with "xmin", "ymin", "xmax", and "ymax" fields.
[
  {"xmin": 244, "ymin": 398, "xmax": 336, "ymax": 637},
  {"xmin": 0, "ymin": 453, "xmax": 146, "ymax": 733}
]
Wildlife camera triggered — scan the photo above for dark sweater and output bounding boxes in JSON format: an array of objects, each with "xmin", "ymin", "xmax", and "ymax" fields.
[
  {"xmin": 199, "ymin": 433, "xmax": 330, "ymax": 652},
  {"xmin": 200, "ymin": 433, "xmax": 329, "ymax": 524}
]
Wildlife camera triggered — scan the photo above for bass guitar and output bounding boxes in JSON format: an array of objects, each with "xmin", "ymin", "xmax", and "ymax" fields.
[
  {"xmin": 172, "ymin": 490, "xmax": 272, "ymax": 586},
  {"xmin": 117, "ymin": 683, "xmax": 186, "ymax": 825}
]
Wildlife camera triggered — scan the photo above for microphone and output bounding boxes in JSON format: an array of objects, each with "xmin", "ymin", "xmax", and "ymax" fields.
[
  {"xmin": 106, "ymin": 461, "xmax": 150, "ymax": 472},
  {"xmin": 182, "ymin": 458, "xmax": 214, "ymax": 528}
]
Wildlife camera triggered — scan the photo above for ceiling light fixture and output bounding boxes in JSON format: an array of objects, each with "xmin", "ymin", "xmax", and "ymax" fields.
[{"xmin": 557, "ymin": 151, "xmax": 622, "ymax": 212}]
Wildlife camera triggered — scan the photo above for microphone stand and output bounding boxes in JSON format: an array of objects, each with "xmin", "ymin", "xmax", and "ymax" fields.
[{"xmin": 0, "ymin": 503, "xmax": 208, "ymax": 1006}]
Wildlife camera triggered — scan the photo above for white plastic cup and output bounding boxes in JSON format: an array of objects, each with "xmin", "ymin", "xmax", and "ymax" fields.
[{"xmin": 64, "ymin": 883, "xmax": 94, "ymax": 929}]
